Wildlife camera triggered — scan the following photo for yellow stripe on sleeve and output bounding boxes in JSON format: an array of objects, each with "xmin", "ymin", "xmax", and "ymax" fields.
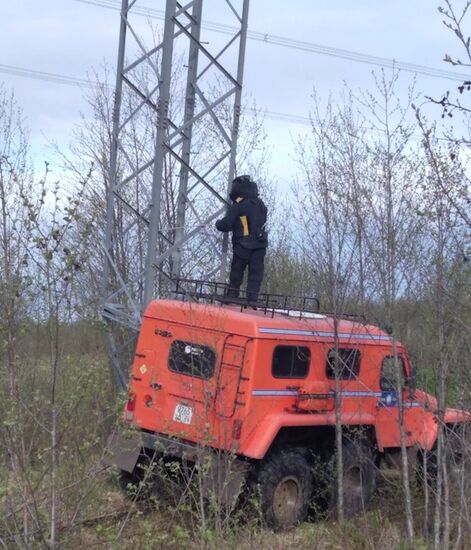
[{"xmin": 240, "ymin": 215, "xmax": 249, "ymax": 236}]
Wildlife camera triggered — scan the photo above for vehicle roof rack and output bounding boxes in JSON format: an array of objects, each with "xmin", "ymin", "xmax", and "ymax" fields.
[{"xmin": 173, "ymin": 279, "xmax": 321, "ymax": 319}]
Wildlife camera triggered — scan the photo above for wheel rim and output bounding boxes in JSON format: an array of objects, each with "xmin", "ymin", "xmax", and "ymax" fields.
[{"xmin": 273, "ymin": 476, "xmax": 303, "ymax": 525}]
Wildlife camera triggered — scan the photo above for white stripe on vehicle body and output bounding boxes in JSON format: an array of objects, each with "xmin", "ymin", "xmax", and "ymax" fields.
[
  {"xmin": 252, "ymin": 389, "xmax": 299, "ymax": 396},
  {"xmin": 251, "ymin": 389, "xmax": 422, "ymax": 408},
  {"xmin": 252, "ymin": 389, "xmax": 381, "ymax": 397},
  {"xmin": 339, "ymin": 390, "xmax": 383, "ymax": 397},
  {"xmin": 258, "ymin": 327, "xmax": 392, "ymax": 342}
]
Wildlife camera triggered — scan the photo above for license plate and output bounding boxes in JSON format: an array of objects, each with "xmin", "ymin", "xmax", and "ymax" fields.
[{"xmin": 173, "ymin": 403, "xmax": 193, "ymax": 425}]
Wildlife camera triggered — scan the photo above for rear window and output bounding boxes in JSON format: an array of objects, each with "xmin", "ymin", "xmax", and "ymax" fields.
[
  {"xmin": 326, "ymin": 348, "xmax": 360, "ymax": 380},
  {"xmin": 168, "ymin": 341, "xmax": 216, "ymax": 379},
  {"xmin": 272, "ymin": 345, "xmax": 310, "ymax": 378}
]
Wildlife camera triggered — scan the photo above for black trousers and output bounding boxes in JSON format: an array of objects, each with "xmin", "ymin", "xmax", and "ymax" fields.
[{"xmin": 227, "ymin": 247, "xmax": 266, "ymax": 302}]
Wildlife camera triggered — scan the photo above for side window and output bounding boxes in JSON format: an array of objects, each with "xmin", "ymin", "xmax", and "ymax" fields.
[
  {"xmin": 272, "ymin": 346, "xmax": 310, "ymax": 378},
  {"xmin": 380, "ymin": 355, "xmax": 405, "ymax": 391},
  {"xmin": 168, "ymin": 340, "xmax": 216, "ymax": 379},
  {"xmin": 326, "ymin": 348, "xmax": 360, "ymax": 380}
]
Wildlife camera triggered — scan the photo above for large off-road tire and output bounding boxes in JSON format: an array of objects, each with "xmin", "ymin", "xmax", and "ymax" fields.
[
  {"xmin": 117, "ymin": 453, "xmax": 157, "ymax": 501},
  {"xmin": 329, "ymin": 439, "xmax": 377, "ymax": 518},
  {"xmin": 118, "ymin": 468, "xmax": 141, "ymax": 498},
  {"xmin": 444, "ymin": 424, "xmax": 470, "ymax": 492},
  {"xmin": 256, "ymin": 448, "xmax": 313, "ymax": 530},
  {"xmin": 117, "ymin": 452, "xmax": 190, "ymax": 506},
  {"xmin": 420, "ymin": 424, "xmax": 470, "ymax": 492}
]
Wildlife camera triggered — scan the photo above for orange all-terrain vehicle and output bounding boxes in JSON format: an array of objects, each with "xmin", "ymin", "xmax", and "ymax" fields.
[{"xmin": 109, "ymin": 281, "xmax": 470, "ymax": 528}]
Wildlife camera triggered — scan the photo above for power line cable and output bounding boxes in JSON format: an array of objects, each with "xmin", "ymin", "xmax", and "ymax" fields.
[
  {"xmin": 0, "ymin": 63, "xmax": 92, "ymax": 87},
  {"xmin": 0, "ymin": 62, "xmax": 313, "ymax": 126},
  {"xmin": 72, "ymin": 0, "xmax": 471, "ymax": 82},
  {"xmin": 1, "ymin": 62, "xmax": 459, "ymax": 144},
  {"xmin": 0, "ymin": 63, "xmax": 456, "ymax": 142}
]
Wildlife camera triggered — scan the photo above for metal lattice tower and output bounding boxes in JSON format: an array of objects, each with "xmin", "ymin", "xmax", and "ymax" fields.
[{"xmin": 102, "ymin": 0, "xmax": 250, "ymax": 389}]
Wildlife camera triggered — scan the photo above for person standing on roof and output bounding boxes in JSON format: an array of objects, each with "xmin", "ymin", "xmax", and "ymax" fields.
[{"xmin": 216, "ymin": 175, "xmax": 268, "ymax": 303}]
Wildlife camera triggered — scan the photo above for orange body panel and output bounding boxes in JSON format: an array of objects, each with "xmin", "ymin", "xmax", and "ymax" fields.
[{"xmin": 124, "ymin": 300, "xmax": 470, "ymax": 459}]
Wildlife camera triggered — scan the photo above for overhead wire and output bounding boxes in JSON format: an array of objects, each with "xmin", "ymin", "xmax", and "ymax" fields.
[
  {"xmin": 0, "ymin": 63, "xmax": 92, "ymax": 87},
  {"xmin": 0, "ymin": 63, "xmax": 456, "ymax": 142},
  {"xmin": 72, "ymin": 0, "xmax": 471, "ymax": 82},
  {"xmin": 1, "ymin": 1, "xmax": 465, "ymax": 137},
  {"xmin": 0, "ymin": 62, "xmax": 313, "ymax": 126}
]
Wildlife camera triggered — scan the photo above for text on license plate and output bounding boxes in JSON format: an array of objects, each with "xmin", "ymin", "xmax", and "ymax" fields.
[{"xmin": 173, "ymin": 403, "xmax": 193, "ymax": 425}]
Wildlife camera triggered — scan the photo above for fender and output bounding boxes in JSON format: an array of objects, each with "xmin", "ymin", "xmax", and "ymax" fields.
[
  {"xmin": 416, "ymin": 411, "xmax": 439, "ymax": 451},
  {"xmin": 414, "ymin": 408, "xmax": 471, "ymax": 451},
  {"xmin": 241, "ymin": 412, "xmax": 376, "ymax": 459},
  {"xmin": 444, "ymin": 407, "xmax": 471, "ymax": 425}
]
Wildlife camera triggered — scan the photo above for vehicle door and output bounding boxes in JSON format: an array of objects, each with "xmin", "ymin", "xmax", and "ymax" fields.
[
  {"xmin": 250, "ymin": 340, "xmax": 313, "ymax": 418},
  {"xmin": 374, "ymin": 351, "xmax": 424, "ymax": 450},
  {"xmin": 322, "ymin": 343, "xmax": 378, "ymax": 417},
  {"xmin": 150, "ymin": 321, "xmax": 224, "ymax": 440}
]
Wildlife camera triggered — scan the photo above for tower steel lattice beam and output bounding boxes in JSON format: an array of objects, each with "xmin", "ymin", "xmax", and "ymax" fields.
[{"xmin": 102, "ymin": 0, "xmax": 250, "ymax": 389}]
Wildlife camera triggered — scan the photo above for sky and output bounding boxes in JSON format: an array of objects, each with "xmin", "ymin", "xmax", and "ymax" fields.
[{"xmin": 1, "ymin": 0, "xmax": 470, "ymax": 187}]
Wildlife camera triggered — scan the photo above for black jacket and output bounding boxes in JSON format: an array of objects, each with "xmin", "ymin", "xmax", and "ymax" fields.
[{"xmin": 216, "ymin": 177, "xmax": 268, "ymax": 250}]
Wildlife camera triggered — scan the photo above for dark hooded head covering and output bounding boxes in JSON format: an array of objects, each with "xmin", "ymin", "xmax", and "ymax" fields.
[{"xmin": 229, "ymin": 175, "xmax": 258, "ymax": 201}]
